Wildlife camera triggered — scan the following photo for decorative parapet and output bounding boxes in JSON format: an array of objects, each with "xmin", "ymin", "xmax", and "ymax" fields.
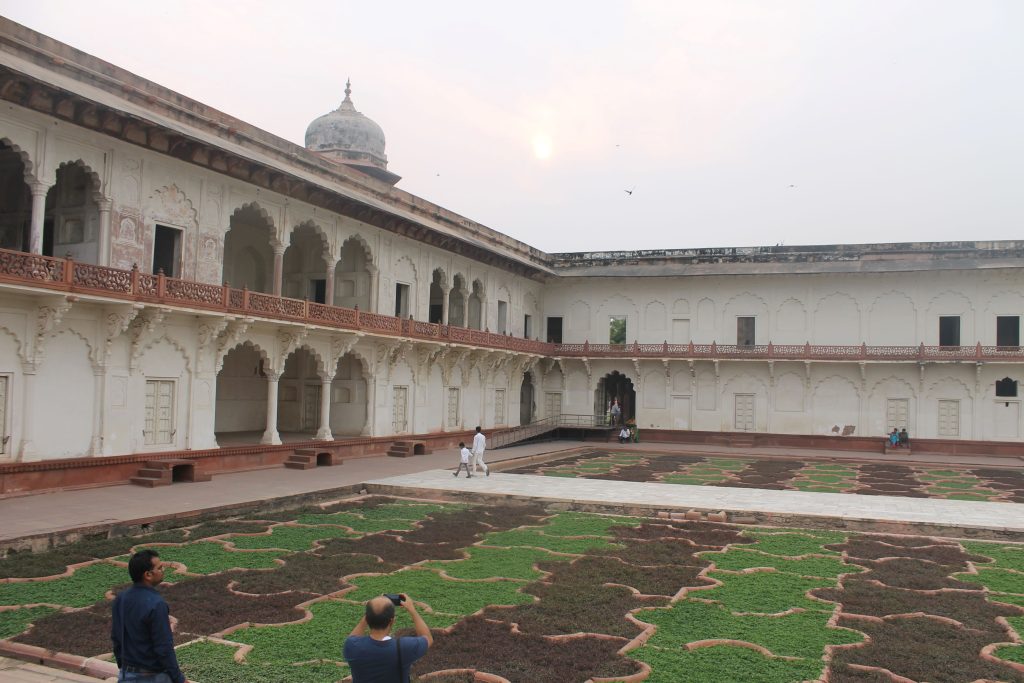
[{"xmin": 0, "ymin": 248, "xmax": 1022, "ymax": 363}]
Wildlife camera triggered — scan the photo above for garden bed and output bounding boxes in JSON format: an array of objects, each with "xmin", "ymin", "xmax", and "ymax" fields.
[
  {"xmin": 0, "ymin": 495, "xmax": 1022, "ymax": 682},
  {"xmin": 505, "ymin": 450, "xmax": 1024, "ymax": 502}
]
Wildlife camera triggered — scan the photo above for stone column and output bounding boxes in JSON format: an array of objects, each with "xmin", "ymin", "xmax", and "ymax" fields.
[
  {"xmin": 462, "ymin": 293, "xmax": 469, "ymax": 327},
  {"xmin": 272, "ymin": 245, "xmax": 285, "ymax": 297},
  {"xmin": 97, "ymin": 200, "xmax": 112, "ymax": 267},
  {"xmin": 363, "ymin": 373, "xmax": 376, "ymax": 436},
  {"xmin": 324, "ymin": 262, "xmax": 337, "ymax": 306},
  {"xmin": 28, "ymin": 182, "xmax": 49, "ymax": 255},
  {"xmin": 19, "ymin": 363, "xmax": 38, "ymax": 461},
  {"xmin": 90, "ymin": 363, "xmax": 106, "ymax": 455},
  {"xmin": 261, "ymin": 371, "xmax": 282, "ymax": 445},
  {"xmin": 367, "ymin": 265, "xmax": 379, "ymax": 313},
  {"xmin": 315, "ymin": 374, "xmax": 334, "ymax": 440},
  {"xmin": 441, "ymin": 286, "xmax": 450, "ymax": 325}
]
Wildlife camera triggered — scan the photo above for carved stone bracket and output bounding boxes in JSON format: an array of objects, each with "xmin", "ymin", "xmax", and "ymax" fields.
[
  {"xmin": 276, "ymin": 325, "xmax": 310, "ymax": 366},
  {"xmin": 688, "ymin": 359, "xmax": 696, "ymax": 378},
  {"xmin": 328, "ymin": 333, "xmax": 362, "ymax": 372},
  {"xmin": 214, "ymin": 317, "xmax": 253, "ymax": 372},
  {"xmin": 128, "ymin": 307, "xmax": 168, "ymax": 372},
  {"xmin": 632, "ymin": 358, "xmax": 642, "ymax": 383},
  {"xmin": 441, "ymin": 347, "xmax": 470, "ymax": 386},
  {"xmin": 31, "ymin": 297, "xmax": 74, "ymax": 365},
  {"xmin": 767, "ymin": 360, "xmax": 775, "ymax": 387},
  {"xmin": 197, "ymin": 318, "xmax": 230, "ymax": 352},
  {"xmin": 98, "ymin": 303, "xmax": 143, "ymax": 367},
  {"xmin": 414, "ymin": 342, "xmax": 445, "ymax": 382},
  {"xmin": 579, "ymin": 357, "xmax": 592, "ymax": 384},
  {"xmin": 662, "ymin": 358, "xmax": 671, "ymax": 379}
]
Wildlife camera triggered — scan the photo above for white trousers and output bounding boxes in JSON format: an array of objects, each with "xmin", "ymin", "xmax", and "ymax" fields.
[{"xmin": 472, "ymin": 450, "xmax": 488, "ymax": 474}]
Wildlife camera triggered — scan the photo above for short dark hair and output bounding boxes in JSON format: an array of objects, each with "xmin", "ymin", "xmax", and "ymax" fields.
[
  {"xmin": 475, "ymin": 426, "xmax": 481, "ymax": 432},
  {"xmin": 128, "ymin": 549, "xmax": 160, "ymax": 583},
  {"xmin": 459, "ymin": 442, "xmax": 465, "ymax": 448},
  {"xmin": 366, "ymin": 599, "xmax": 395, "ymax": 630}
]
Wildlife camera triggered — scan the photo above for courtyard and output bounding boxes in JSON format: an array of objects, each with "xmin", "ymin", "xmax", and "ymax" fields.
[{"xmin": 0, "ymin": 441, "xmax": 1023, "ymax": 682}]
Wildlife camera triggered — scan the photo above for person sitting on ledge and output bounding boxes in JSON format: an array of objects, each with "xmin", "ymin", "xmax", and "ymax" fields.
[
  {"xmin": 888, "ymin": 428, "xmax": 899, "ymax": 448},
  {"xmin": 899, "ymin": 427, "xmax": 909, "ymax": 449},
  {"xmin": 619, "ymin": 426, "xmax": 631, "ymax": 444}
]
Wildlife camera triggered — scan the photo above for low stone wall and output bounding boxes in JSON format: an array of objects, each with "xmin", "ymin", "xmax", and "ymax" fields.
[{"xmin": 0, "ymin": 430, "xmax": 475, "ymax": 495}]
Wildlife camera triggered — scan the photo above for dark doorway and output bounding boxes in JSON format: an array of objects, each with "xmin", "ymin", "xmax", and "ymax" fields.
[
  {"xmin": 997, "ymin": 316, "xmax": 1020, "ymax": 347},
  {"xmin": 520, "ymin": 372, "xmax": 535, "ymax": 424},
  {"xmin": 309, "ymin": 279, "xmax": 326, "ymax": 303},
  {"xmin": 595, "ymin": 371, "xmax": 636, "ymax": 424},
  {"xmin": 153, "ymin": 225, "xmax": 182, "ymax": 277},
  {"xmin": 939, "ymin": 316, "xmax": 961, "ymax": 347},
  {"xmin": 546, "ymin": 317, "xmax": 563, "ymax": 343}
]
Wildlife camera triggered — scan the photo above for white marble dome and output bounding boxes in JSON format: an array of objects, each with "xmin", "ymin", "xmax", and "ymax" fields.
[{"xmin": 305, "ymin": 80, "xmax": 398, "ymax": 183}]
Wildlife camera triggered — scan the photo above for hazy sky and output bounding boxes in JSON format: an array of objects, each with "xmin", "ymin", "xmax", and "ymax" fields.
[{"xmin": 2, "ymin": 1, "xmax": 1022, "ymax": 253}]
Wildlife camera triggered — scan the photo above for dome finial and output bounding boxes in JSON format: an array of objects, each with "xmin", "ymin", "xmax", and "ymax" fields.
[{"xmin": 344, "ymin": 78, "xmax": 352, "ymax": 101}]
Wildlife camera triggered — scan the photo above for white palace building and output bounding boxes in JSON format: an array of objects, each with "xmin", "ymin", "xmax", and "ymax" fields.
[{"xmin": 0, "ymin": 18, "xmax": 1022, "ymax": 489}]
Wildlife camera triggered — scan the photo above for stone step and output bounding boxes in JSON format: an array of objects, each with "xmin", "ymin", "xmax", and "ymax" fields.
[
  {"xmin": 129, "ymin": 459, "xmax": 211, "ymax": 486},
  {"xmin": 129, "ymin": 476, "xmax": 167, "ymax": 487}
]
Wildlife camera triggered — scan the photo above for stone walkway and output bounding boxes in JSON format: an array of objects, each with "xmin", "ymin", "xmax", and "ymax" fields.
[
  {"xmin": 0, "ymin": 657, "xmax": 111, "ymax": 682},
  {"xmin": 368, "ymin": 469, "xmax": 1024, "ymax": 536}
]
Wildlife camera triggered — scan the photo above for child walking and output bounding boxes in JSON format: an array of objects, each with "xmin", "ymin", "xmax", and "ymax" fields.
[{"xmin": 453, "ymin": 442, "xmax": 473, "ymax": 478}]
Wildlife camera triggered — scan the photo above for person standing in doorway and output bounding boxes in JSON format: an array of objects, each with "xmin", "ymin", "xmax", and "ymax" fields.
[
  {"xmin": 610, "ymin": 398, "xmax": 622, "ymax": 426},
  {"xmin": 111, "ymin": 549, "xmax": 185, "ymax": 683},
  {"xmin": 472, "ymin": 426, "xmax": 489, "ymax": 476}
]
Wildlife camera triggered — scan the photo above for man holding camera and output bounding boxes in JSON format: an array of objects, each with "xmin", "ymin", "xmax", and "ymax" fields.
[{"xmin": 344, "ymin": 593, "xmax": 432, "ymax": 682}]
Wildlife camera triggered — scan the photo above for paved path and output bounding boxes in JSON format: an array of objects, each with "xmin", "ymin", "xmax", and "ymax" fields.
[
  {"xmin": 1, "ymin": 440, "xmax": 1021, "ymax": 543},
  {"xmin": 0, "ymin": 657, "xmax": 112, "ymax": 682},
  {"xmin": 368, "ymin": 469, "xmax": 1024, "ymax": 534}
]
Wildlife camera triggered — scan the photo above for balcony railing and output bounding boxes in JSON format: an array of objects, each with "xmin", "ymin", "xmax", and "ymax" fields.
[{"xmin": 0, "ymin": 248, "xmax": 1022, "ymax": 362}]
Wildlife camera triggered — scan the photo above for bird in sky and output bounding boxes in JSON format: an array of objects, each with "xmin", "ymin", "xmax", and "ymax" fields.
[{"xmin": 624, "ymin": 186, "xmax": 635, "ymax": 196}]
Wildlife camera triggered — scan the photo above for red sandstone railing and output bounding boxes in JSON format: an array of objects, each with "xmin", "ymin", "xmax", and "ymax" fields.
[{"xmin": 2, "ymin": 248, "xmax": 1024, "ymax": 362}]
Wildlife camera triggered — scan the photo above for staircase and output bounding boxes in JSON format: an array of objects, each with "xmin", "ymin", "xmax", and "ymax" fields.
[
  {"xmin": 387, "ymin": 440, "xmax": 429, "ymax": 458},
  {"xmin": 130, "ymin": 459, "xmax": 211, "ymax": 487},
  {"xmin": 284, "ymin": 448, "xmax": 343, "ymax": 469}
]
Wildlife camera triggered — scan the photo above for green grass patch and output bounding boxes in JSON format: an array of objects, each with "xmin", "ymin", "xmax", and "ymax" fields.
[
  {"xmin": 345, "ymin": 568, "xmax": 533, "ymax": 617},
  {"xmin": 638, "ymin": 599, "xmax": 863, "ymax": 658},
  {"xmin": 954, "ymin": 568, "xmax": 1024, "ymax": 594},
  {"xmin": 791, "ymin": 483, "xmax": 847, "ymax": 493},
  {"xmin": 0, "ymin": 606, "xmax": 59, "ymax": 639},
  {"xmin": 662, "ymin": 475, "xmax": 724, "ymax": 485},
  {"xmin": 294, "ymin": 513, "xmax": 416, "ymax": 533},
  {"xmin": 630, "ymin": 643, "xmax": 826, "ymax": 683},
  {"xmin": 962, "ymin": 542, "xmax": 1024, "ymax": 572},
  {"xmin": 698, "ymin": 570, "xmax": 836, "ymax": 614},
  {"xmin": 943, "ymin": 492, "xmax": 997, "ymax": 501},
  {"xmin": 994, "ymin": 616, "xmax": 1024, "ymax": 665},
  {"xmin": 800, "ymin": 474, "xmax": 850, "ymax": 484},
  {"xmin": 701, "ymin": 549, "xmax": 857, "ymax": 579},
  {"xmin": 522, "ymin": 512, "xmax": 641, "ymax": 537},
  {"xmin": 176, "ymin": 637, "xmax": 347, "ymax": 683},
  {"xmin": 481, "ymin": 529, "xmax": 622, "ymax": 554},
  {"xmin": 227, "ymin": 526, "xmax": 358, "ymax": 551},
  {"xmin": 421, "ymin": 546, "xmax": 566, "ymax": 581},
  {"xmin": 0, "ymin": 562, "xmax": 126, "ymax": 608},
  {"xmin": 746, "ymin": 533, "xmax": 841, "ymax": 557},
  {"xmin": 542, "ymin": 470, "xmax": 580, "ymax": 477},
  {"xmin": 988, "ymin": 593, "xmax": 1024, "ymax": 607},
  {"xmin": 146, "ymin": 542, "xmax": 285, "ymax": 574}
]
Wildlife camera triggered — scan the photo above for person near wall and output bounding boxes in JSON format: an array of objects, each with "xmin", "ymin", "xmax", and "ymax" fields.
[
  {"xmin": 453, "ymin": 441, "xmax": 472, "ymax": 478},
  {"xmin": 899, "ymin": 427, "xmax": 909, "ymax": 449},
  {"xmin": 610, "ymin": 399, "xmax": 622, "ymax": 426},
  {"xmin": 888, "ymin": 428, "xmax": 899, "ymax": 448},
  {"xmin": 472, "ymin": 426, "xmax": 489, "ymax": 476},
  {"xmin": 111, "ymin": 549, "xmax": 186, "ymax": 683}
]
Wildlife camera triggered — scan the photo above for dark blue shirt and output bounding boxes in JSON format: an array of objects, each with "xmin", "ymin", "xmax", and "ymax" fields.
[
  {"xmin": 111, "ymin": 584, "xmax": 185, "ymax": 683},
  {"xmin": 344, "ymin": 635, "xmax": 428, "ymax": 683}
]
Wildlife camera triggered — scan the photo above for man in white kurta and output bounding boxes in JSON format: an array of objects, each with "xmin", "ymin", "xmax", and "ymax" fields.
[{"xmin": 471, "ymin": 426, "xmax": 489, "ymax": 476}]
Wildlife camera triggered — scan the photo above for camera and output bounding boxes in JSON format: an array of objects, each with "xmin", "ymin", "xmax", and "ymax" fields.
[{"xmin": 384, "ymin": 593, "xmax": 405, "ymax": 606}]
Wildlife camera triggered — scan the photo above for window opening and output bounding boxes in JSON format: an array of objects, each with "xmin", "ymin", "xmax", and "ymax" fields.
[
  {"xmin": 737, "ymin": 316, "xmax": 755, "ymax": 347},
  {"xmin": 152, "ymin": 225, "xmax": 182, "ymax": 278},
  {"xmin": 546, "ymin": 317, "xmax": 563, "ymax": 343},
  {"xmin": 497, "ymin": 300, "xmax": 508, "ymax": 334},
  {"xmin": 609, "ymin": 316, "xmax": 626, "ymax": 345},
  {"xmin": 523, "ymin": 314, "xmax": 533, "ymax": 339},
  {"xmin": 394, "ymin": 283, "xmax": 410, "ymax": 318},
  {"xmin": 939, "ymin": 316, "xmax": 960, "ymax": 347},
  {"xmin": 997, "ymin": 316, "xmax": 1020, "ymax": 347}
]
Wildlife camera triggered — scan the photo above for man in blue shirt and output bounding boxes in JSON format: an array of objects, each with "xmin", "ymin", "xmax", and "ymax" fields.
[
  {"xmin": 110, "ymin": 549, "xmax": 185, "ymax": 683},
  {"xmin": 344, "ymin": 593, "xmax": 432, "ymax": 682}
]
